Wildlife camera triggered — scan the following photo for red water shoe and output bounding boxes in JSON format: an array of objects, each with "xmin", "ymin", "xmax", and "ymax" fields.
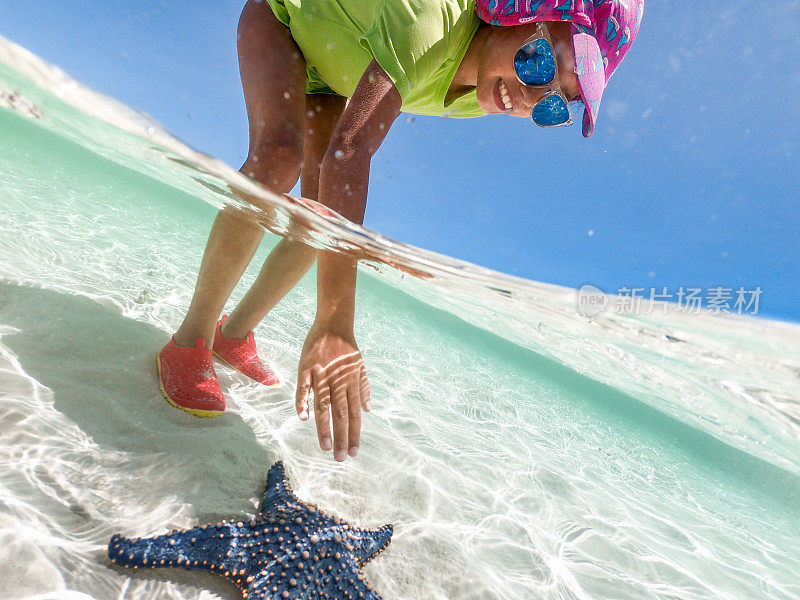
[
  {"xmin": 212, "ymin": 315, "xmax": 279, "ymax": 386},
  {"xmin": 157, "ymin": 337, "xmax": 226, "ymax": 417}
]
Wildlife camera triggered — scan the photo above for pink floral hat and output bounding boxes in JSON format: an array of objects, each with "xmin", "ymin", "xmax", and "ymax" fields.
[{"xmin": 475, "ymin": 0, "xmax": 645, "ymax": 137}]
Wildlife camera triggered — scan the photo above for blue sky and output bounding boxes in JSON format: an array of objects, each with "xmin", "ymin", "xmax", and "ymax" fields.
[{"xmin": 1, "ymin": 1, "xmax": 798, "ymax": 321}]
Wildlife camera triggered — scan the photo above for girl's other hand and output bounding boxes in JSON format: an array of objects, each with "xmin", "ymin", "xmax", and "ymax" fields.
[{"xmin": 296, "ymin": 326, "xmax": 371, "ymax": 461}]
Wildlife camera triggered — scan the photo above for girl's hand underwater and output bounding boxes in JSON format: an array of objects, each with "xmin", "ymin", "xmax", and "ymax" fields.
[{"xmin": 296, "ymin": 325, "xmax": 371, "ymax": 461}]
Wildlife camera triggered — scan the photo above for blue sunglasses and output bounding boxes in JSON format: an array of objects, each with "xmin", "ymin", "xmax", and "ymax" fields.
[{"xmin": 513, "ymin": 23, "xmax": 574, "ymax": 128}]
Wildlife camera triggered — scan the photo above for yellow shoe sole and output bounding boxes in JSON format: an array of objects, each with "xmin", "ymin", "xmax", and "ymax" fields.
[{"xmin": 156, "ymin": 351, "xmax": 224, "ymax": 418}]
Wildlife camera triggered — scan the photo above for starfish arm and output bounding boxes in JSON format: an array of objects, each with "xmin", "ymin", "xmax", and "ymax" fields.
[
  {"xmin": 248, "ymin": 542, "xmax": 384, "ymax": 600},
  {"xmin": 108, "ymin": 523, "xmax": 247, "ymax": 574},
  {"xmin": 259, "ymin": 461, "xmax": 301, "ymax": 515},
  {"xmin": 349, "ymin": 524, "xmax": 393, "ymax": 565}
]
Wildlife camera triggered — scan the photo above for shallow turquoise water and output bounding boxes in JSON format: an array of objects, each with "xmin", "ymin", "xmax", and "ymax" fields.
[{"xmin": 1, "ymin": 36, "xmax": 800, "ymax": 600}]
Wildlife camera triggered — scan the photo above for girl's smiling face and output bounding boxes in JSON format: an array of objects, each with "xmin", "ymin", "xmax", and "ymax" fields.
[{"xmin": 475, "ymin": 21, "xmax": 582, "ymax": 118}]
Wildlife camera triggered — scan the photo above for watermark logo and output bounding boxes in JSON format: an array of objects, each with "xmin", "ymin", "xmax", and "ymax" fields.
[
  {"xmin": 575, "ymin": 285, "xmax": 763, "ymax": 316},
  {"xmin": 576, "ymin": 284, "xmax": 609, "ymax": 316}
]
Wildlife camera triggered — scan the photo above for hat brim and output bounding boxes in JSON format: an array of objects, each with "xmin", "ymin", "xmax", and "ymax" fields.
[{"xmin": 571, "ymin": 25, "xmax": 605, "ymax": 138}]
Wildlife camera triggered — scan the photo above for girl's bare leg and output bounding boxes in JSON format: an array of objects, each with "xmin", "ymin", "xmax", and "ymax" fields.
[
  {"xmin": 222, "ymin": 93, "xmax": 347, "ymax": 339},
  {"xmin": 174, "ymin": 0, "xmax": 308, "ymax": 348}
]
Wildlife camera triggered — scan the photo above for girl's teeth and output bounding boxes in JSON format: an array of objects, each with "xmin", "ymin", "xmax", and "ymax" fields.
[{"xmin": 499, "ymin": 82, "xmax": 512, "ymax": 110}]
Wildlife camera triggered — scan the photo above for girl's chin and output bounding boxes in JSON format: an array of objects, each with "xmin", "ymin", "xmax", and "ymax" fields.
[{"xmin": 477, "ymin": 91, "xmax": 500, "ymax": 114}]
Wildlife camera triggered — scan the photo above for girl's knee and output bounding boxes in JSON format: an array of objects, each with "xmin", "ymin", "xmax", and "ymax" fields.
[{"xmin": 242, "ymin": 139, "xmax": 304, "ymax": 192}]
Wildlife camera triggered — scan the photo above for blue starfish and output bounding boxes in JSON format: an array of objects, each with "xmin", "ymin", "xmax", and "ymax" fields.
[{"xmin": 108, "ymin": 462, "xmax": 392, "ymax": 599}]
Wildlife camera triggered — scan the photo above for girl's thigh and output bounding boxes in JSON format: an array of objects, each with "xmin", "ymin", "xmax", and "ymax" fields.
[{"xmin": 237, "ymin": 0, "xmax": 307, "ymax": 153}]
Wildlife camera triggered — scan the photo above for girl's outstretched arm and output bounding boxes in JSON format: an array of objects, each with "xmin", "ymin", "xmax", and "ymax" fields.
[{"xmin": 295, "ymin": 59, "xmax": 402, "ymax": 461}]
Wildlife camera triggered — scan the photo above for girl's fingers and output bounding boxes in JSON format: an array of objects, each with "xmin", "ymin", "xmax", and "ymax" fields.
[
  {"xmin": 359, "ymin": 364, "xmax": 371, "ymax": 411},
  {"xmin": 312, "ymin": 365, "xmax": 333, "ymax": 451},
  {"xmin": 296, "ymin": 368, "xmax": 312, "ymax": 420},
  {"xmin": 347, "ymin": 384, "xmax": 361, "ymax": 457},
  {"xmin": 301, "ymin": 355, "xmax": 369, "ymax": 461},
  {"xmin": 330, "ymin": 384, "xmax": 349, "ymax": 461}
]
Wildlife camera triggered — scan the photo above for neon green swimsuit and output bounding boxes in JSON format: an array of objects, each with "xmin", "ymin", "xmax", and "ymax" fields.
[{"xmin": 266, "ymin": 0, "xmax": 484, "ymax": 118}]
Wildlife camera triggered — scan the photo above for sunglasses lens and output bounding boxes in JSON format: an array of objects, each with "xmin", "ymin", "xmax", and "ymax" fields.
[
  {"xmin": 532, "ymin": 94, "xmax": 570, "ymax": 126},
  {"xmin": 514, "ymin": 38, "xmax": 556, "ymax": 85}
]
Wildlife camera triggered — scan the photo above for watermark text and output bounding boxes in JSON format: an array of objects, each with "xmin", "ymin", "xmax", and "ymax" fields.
[{"xmin": 576, "ymin": 285, "xmax": 762, "ymax": 317}]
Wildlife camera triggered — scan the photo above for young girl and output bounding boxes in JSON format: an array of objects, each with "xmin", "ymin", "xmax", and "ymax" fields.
[{"xmin": 157, "ymin": 0, "xmax": 644, "ymax": 461}]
